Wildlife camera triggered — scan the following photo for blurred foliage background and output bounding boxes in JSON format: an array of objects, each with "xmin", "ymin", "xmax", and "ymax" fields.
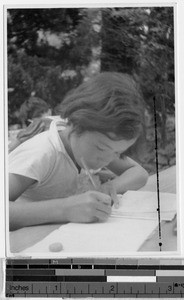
[{"xmin": 7, "ymin": 7, "xmax": 175, "ymax": 174}]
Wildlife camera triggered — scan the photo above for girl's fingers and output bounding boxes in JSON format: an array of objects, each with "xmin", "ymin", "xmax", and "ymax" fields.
[
  {"xmin": 95, "ymin": 209, "xmax": 110, "ymax": 222},
  {"xmin": 90, "ymin": 191, "xmax": 111, "ymax": 205},
  {"xmin": 100, "ymin": 181, "xmax": 119, "ymax": 208},
  {"xmin": 95, "ymin": 201, "xmax": 112, "ymax": 215}
]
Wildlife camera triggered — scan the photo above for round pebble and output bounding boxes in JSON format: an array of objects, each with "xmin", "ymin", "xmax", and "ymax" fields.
[{"xmin": 49, "ymin": 242, "xmax": 63, "ymax": 252}]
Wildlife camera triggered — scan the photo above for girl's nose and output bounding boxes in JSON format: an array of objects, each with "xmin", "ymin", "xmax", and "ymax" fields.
[{"xmin": 113, "ymin": 152, "xmax": 120, "ymax": 160}]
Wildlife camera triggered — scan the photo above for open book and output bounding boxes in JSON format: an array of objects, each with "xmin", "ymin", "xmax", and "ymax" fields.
[{"xmin": 111, "ymin": 190, "xmax": 176, "ymax": 221}]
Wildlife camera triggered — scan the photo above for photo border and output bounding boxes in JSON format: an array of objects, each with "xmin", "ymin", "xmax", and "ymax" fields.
[{"xmin": 1, "ymin": 0, "xmax": 183, "ymax": 259}]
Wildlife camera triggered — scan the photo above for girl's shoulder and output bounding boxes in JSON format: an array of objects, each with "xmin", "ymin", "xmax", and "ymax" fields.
[
  {"xmin": 9, "ymin": 119, "xmax": 67, "ymax": 163},
  {"xmin": 9, "ymin": 131, "xmax": 53, "ymax": 159},
  {"xmin": 9, "ymin": 130, "xmax": 62, "ymax": 181}
]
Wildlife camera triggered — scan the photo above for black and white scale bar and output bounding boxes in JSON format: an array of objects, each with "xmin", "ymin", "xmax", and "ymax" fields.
[
  {"xmin": 6, "ymin": 264, "xmax": 184, "ymax": 270},
  {"xmin": 6, "ymin": 275, "xmax": 107, "ymax": 282},
  {"xmin": 6, "ymin": 281, "xmax": 184, "ymax": 297},
  {"xmin": 6, "ymin": 275, "xmax": 184, "ymax": 283},
  {"xmin": 6, "ymin": 269, "xmax": 156, "ymax": 276}
]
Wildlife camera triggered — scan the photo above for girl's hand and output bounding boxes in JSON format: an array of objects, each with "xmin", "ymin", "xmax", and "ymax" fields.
[
  {"xmin": 100, "ymin": 180, "xmax": 120, "ymax": 208},
  {"xmin": 65, "ymin": 191, "xmax": 112, "ymax": 223}
]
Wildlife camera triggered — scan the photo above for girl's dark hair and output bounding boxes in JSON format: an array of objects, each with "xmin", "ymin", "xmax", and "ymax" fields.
[{"xmin": 60, "ymin": 72, "xmax": 145, "ymax": 140}]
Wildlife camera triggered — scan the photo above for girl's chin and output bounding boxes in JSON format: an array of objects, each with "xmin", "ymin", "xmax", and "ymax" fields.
[
  {"xmin": 83, "ymin": 162, "xmax": 100, "ymax": 170},
  {"xmin": 90, "ymin": 162, "xmax": 106, "ymax": 171}
]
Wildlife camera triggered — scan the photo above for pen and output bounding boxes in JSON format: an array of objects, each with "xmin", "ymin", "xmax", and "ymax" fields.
[
  {"xmin": 80, "ymin": 157, "xmax": 119, "ymax": 208},
  {"xmin": 80, "ymin": 157, "xmax": 98, "ymax": 189}
]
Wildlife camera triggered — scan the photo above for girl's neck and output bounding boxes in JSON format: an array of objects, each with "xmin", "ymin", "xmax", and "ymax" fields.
[{"xmin": 59, "ymin": 129, "xmax": 81, "ymax": 173}]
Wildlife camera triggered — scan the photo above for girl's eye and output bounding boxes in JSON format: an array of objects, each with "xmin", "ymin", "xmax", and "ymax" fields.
[{"xmin": 96, "ymin": 146, "xmax": 104, "ymax": 152}]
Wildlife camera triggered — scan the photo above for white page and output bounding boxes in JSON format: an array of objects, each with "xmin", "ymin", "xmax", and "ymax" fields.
[
  {"xmin": 21, "ymin": 191, "xmax": 176, "ymax": 255},
  {"xmin": 21, "ymin": 218, "xmax": 158, "ymax": 255},
  {"xmin": 112, "ymin": 191, "xmax": 176, "ymax": 221}
]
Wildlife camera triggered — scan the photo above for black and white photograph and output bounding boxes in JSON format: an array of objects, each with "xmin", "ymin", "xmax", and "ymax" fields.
[{"xmin": 7, "ymin": 4, "xmax": 178, "ymax": 256}]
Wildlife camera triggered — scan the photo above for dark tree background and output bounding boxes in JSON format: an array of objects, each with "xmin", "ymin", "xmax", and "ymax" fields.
[{"xmin": 7, "ymin": 7, "xmax": 175, "ymax": 174}]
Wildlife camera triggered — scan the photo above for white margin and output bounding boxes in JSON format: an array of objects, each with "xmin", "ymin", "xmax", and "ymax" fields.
[
  {"xmin": 0, "ymin": 2, "xmax": 5, "ymax": 259},
  {"xmin": 176, "ymin": 0, "xmax": 184, "ymax": 256}
]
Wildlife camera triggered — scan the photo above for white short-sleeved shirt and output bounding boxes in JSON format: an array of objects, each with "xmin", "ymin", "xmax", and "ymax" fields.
[{"xmin": 9, "ymin": 121, "xmax": 80, "ymax": 202}]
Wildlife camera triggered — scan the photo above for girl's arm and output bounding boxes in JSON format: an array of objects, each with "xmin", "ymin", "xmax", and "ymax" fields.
[
  {"xmin": 9, "ymin": 173, "xmax": 36, "ymax": 201},
  {"xmin": 9, "ymin": 174, "xmax": 66, "ymax": 230},
  {"xmin": 106, "ymin": 156, "xmax": 148, "ymax": 194},
  {"xmin": 9, "ymin": 173, "xmax": 111, "ymax": 230}
]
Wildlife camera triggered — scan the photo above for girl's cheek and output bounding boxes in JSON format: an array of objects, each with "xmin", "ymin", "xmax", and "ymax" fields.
[
  {"xmin": 80, "ymin": 147, "xmax": 93, "ymax": 160},
  {"xmin": 100, "ymin": 152, "xmax": 114, "ymax": 162},
  {"xmin": 82, "ymin": 152, "xmax": 96, "ymax": 166},
  {"xmin": 95, "ymin": 156, "xmax": 113, "ymax": 168},
  {"xmin": 81, "ymin": 149, "xmax": 113, "ymax": 168}
]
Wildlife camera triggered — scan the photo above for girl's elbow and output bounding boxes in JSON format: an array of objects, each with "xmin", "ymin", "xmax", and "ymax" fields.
[{"xmin": 141, "ymin": 167, "xmax": 149, "ymax": 185}]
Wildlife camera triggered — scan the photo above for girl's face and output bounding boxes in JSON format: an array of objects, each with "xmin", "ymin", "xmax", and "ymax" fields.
[{"xmin": 70, "ymin": 131, "xmax": 137, "ymax": 170}]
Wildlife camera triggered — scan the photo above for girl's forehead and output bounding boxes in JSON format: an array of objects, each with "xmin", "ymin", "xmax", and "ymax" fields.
[{"xmin": 85, "ymin": 131, "xmax": 136, "ymax": 151}]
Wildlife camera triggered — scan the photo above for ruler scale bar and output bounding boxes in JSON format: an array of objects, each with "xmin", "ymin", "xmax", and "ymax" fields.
[
  {"xmin": 5, "ymin": 259, "xmax": 184, "ymax": 298},
  {"xmin": 6, "ymin": 281, "xmax": 184, "ymax": 296}
]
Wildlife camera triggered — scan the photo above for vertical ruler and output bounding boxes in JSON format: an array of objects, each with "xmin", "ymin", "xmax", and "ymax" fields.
[{"xmin": 5, "ymin": 258, "xmax": 184, "ymax": 297}]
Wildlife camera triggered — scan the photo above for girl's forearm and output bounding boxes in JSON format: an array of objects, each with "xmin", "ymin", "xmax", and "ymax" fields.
[
  {"xmin": 9, "ymin": 198, "xmax": 71, "ymax": 231},
  {"xmin": 112, "ymin": 165, "xmax": 149, "ymax": 194},
  {"xmin": 9, "ymin": 190, "xmax": 112, "ymax": 230}
]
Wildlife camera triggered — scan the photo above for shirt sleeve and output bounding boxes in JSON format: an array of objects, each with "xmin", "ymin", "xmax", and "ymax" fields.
[{"xmin": 9, "ymin": 133, "xmax": 54, "ymax": 183}]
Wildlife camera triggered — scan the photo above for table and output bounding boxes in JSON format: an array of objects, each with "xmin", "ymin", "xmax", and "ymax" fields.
[{"xmin": 10, "ymin": 166, "xmax": 177, "ymax": 253}]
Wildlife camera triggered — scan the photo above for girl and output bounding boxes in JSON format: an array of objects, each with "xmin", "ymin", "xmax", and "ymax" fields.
[
  {"xmin": 19, "ymin": 96, "xmax": 52, "ymax": 127},
  {"xmin": 8, "ymin": 96, "xmax": 52, "ymax": 153},
  {"xmin": 9, "ymin": 72, "xmax": 148, "ymax": 231}
]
